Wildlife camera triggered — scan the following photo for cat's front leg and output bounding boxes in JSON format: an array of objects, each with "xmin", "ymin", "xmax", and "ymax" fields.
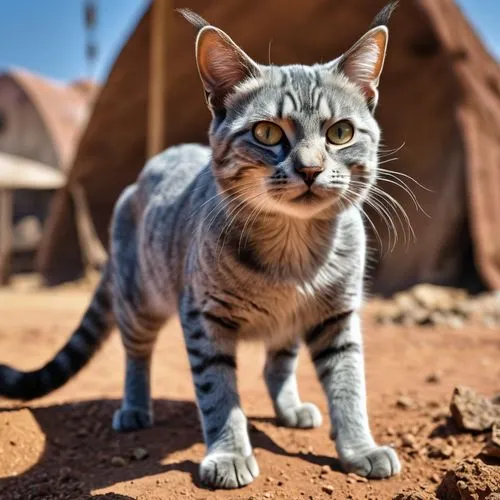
[
  {"xmin": 180, "ymin": 290, "xmax": 258, "ymax": 489},
  {"xmin": 264, "ymin": 342, "xmax": 322, "ymax": 428},
  {"xmin": 305, "ymin": 311, "xmax": 401, "ymax": 478}
]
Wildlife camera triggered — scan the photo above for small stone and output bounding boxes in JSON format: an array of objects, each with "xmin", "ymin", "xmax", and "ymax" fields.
[
  {"xmin": 450, "ymin": 386, "xmax": 500, "ymax": 431},
  {"xmin": 401, "ymin": 433, "xmax": 417, "ymax": 448},
  {"xmin": 266, "ymin": 476, "xmax": 274, "ymax": 483},
  {"xmin": 320, "ymin": 465, "xmax": 330, "ymax": 475},
  {"xmin": 430, "ymin": 473, "xmax": 441, "ymax": 484},
  {"xmin": 132, "ymin": 447, "xmax": 148, "ymax": 460},
  {"xmin": 446, "ymin": 436, "xmax": 457, "ymax": 447},
  {"xmin": 482, "ymin": 423, "xmax": 500, "ymax": 458},
  {"xmin": 396, "ymin": 396, "xmax": 413, "ymax": 410},
  {"xmin": 425, "ymin": 372, "xmax": 441, "ymax": 384},
  {"xmin": 263, "ymin": 493, "xmax": 272, "ymax": 499},
  {"xmin": 427, "ymin": 442, "xmax": 454, "ymax": 459},
  {"xmin": 111, "ymin": 456, "xmax": 127, "ymax": 467},
  {"xmin": 322, "ymin": 485, "xmax": 334, "ymax": 495}
]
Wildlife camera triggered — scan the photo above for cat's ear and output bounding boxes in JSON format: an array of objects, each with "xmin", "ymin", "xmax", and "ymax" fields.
[
  {"xmin": 195, "ymin": 26, "xmax": 261, "ymax": 111},
  {"xmin": 337, "ymin": 26, "xmax": 389, "ymax": 111}
]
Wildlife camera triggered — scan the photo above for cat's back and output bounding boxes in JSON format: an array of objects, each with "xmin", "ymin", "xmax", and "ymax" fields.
[{"xmin": 137, "ymin": 143, "xmax": 212, "ymax": 204}]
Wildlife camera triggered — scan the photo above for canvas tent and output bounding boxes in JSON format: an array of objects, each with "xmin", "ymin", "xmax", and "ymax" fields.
[{"xmin": 39, "ymin": 0, "xmax": 500, "ymax": 295}]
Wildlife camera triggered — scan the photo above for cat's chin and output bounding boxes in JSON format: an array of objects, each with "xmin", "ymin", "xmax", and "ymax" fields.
[{"xmin": 266, "ymin": 194, "xmax": 339, "ymax": 220}]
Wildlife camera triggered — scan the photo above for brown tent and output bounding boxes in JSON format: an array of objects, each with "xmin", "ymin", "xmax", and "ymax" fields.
[{"xmin": 39, "ymin": 0, "xmax": 500, "ymax": 295}]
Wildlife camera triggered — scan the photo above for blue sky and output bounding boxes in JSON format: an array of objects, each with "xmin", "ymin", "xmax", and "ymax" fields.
[{"xmin": 0, "ymin": 0, "xmax": 498, "ymax": 84}]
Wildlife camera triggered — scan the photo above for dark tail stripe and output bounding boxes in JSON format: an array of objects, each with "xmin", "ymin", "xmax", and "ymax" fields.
[
  {"xmin": 305, "ymin": 310, "xmax": 353, "ymax": 345},
  {"xmin": 191, "ymin": 354, "xmax": 236, "ymax": 375},
  {"xmin": 0, "ymin": 273, "xmax": 113, "ymax": 401},
  {"xmin": 312, "ymin": 342, "xmax": 361, "ymax": 365}
]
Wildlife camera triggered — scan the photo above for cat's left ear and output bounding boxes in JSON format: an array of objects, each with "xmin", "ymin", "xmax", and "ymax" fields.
[{"xmin": 337, "ymin": 26, "xmax": 389, "ymax": 111}]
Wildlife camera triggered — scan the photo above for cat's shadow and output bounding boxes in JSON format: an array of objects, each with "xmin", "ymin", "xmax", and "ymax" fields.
[{"xmin": 0, "ymin": 398, "xmax": 341, "ymax": 498}]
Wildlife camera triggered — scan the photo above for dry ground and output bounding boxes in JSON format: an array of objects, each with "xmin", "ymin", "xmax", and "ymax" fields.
[{"xmin": 0, "ymin": 278, "xmax": 498, "ymax": 499}]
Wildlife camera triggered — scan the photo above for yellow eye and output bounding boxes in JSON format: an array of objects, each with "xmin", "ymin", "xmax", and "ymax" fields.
[
  {"xmin": 253, "ymin": 121, "xmax": 284, "ymax": 146},
  {"xmin": 326, "ymin": 120, "xmax": 354, "ymax": 145}
]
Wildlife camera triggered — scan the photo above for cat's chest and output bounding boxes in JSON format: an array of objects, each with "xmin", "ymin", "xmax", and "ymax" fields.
[{"xmin": 199, "ymin": 271, "xmax": 347, "ymax": 346}]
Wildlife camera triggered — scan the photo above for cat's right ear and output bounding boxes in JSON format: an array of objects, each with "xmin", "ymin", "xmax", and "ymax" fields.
[{"xmin": 195, "ymin": 26, "xmax": 261, "ymax": 112}]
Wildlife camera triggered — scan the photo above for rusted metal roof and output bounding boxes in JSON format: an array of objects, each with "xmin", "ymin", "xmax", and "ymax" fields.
[
  {"xmin": 6, "ymin": 69, "xmax": 99, "ymax": 171},
  {"xmin": 38, "ymin": 0, "xmax": 500, "ymax": 293}
]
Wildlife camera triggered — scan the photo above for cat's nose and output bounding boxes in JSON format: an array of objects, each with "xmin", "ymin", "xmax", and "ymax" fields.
[{"xmin": 294, "ymin": 164, "xmax": 323, "ymax": 186}]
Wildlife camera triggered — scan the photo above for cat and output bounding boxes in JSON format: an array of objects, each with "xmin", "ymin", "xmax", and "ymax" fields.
[{"xmin": 0, "ymin": 2, "xmax": 401, "ymax": 489}]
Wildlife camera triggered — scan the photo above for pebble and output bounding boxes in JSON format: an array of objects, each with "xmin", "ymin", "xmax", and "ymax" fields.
[
  {"xmin": 322, "ymin": 485, "xmax": 334, "ymax": 495},
  {"xmin": 320, "ymin": 465, "xmax": 330, "ymax": 475},
  {"xmin": 110, "ymin": 456, "xmax": 127, "ymax": 467},
  {"xmin": 401, "ymin": 433, "xmax": 417, "ymax": 448},
  {"xmin": 132, "ymin": 447, "xmax": 149, "ymax": 460},
  {"xmin": 430, "ymin": 473, "xmax": 441, "ymax": 484},
  {"xmin": 396, "ymin": 396, "xmax": 414, "ymax": 410},
  {"xmin": 425, "ymin": 372, "xmax": 441, "ymax": 384}
]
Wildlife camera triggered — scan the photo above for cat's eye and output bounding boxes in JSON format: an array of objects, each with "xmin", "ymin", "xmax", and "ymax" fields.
[
  {"xmin": 253, "ymin": 121, "xmax": 284, "ymax": 146},
  {"xmin": 326, "ymin": 120, "xmax": 354, "ymax": 145}
]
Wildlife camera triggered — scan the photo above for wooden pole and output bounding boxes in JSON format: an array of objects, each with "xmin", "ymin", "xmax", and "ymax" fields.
[
  {"xmin": 147, "ymin": 0, "xmax": 169, "ymax": 158},
  {"xmin": 0, "ymin": 189, "xmax": 13, "ymax": 285}
]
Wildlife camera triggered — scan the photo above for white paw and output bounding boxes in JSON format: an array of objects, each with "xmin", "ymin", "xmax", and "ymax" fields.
[
  {"xmin": 342, "ymin": 445, "xmax": 401, "ymax": 478},
  {"xmin": 278, "ymin": 402, "xmax": 323, "ymax": 429},
  {"xmin": 200, "ymin": 452, "xmax": 259, "ymax": 489},
  {"xmin": 112, "ymin": 407, "xmax": 153, "ymax": 432}
]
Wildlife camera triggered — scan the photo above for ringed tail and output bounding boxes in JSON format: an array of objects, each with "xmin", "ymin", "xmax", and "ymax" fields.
[{"xmin": 0, "ymin": 265, "xmax": 114, "ymax": 401}]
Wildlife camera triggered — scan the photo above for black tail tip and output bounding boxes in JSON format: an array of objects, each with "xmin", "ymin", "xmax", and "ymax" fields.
[
  {"xmin": 176, "ymin": 8, "xmax": 210, "ymax": 32},
  {"xmin": 370, "ymin": 1, "xmax": 399, "ymax": 29}
]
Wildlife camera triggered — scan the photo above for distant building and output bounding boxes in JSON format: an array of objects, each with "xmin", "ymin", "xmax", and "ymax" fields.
[{"xmin": 0, "ymin": 69, "xmax": 98, "ymax": 281}]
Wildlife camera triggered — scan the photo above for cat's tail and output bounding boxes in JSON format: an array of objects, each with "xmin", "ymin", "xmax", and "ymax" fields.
[{"xmin": 0, "ymin": 263, "xmax": 115, "ymax": 401}]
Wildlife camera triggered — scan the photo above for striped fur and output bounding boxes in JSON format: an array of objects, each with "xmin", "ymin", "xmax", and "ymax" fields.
[{"xmin": 0, "ymin": 3, "xmax": 400, "ymax": 489}]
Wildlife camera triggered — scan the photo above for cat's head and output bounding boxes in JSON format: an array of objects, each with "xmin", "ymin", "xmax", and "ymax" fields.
[{"xmin": 181, "ymin": 3, "xmax": 396, "ymax": 220}]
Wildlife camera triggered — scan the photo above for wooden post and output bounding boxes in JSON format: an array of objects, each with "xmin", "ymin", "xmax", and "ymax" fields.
[
  {"xmin": 0, "ymin": 189, "xmax": 13, "ymax": 285},
  {"xmin": 148, "ymin": 0, "xmax": 169, "ymax": 158}
]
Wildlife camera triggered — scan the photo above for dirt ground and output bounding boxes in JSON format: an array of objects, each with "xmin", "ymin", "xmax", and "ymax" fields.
[{"xmin": 0, "ymin": 278, "xmax": 498, "ymax": 499}]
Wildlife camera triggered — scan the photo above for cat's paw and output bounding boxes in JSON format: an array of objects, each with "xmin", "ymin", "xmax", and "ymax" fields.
[
  {"xmin": 277, "ymin": 402, "xmax": 322, "ymax": 429},
  {"xmin": 200, "ymin": 452, "xmax": 259, "ymax": 489},
  {"xmin": 112, "ymin": 406, "xmax": 153, "ymax": 432},
  {"xmin": 341, "ymin": 445, "xmax": 401, "ymax": 478}
]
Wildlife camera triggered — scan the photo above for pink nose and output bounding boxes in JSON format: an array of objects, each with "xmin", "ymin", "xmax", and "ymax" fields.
[{"xmin": 295, "ymin": 165, "xmax": 323, "ymax": 186}]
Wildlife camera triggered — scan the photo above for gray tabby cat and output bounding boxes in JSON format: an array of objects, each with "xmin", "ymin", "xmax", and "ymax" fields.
[{"xmin": 0, "ymin": 2, "xmax": 401, "ymax": 488}]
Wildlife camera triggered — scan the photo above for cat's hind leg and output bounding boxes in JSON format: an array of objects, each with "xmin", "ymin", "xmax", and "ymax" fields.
[
  {"xmin": 112, "ymin": 308, "xmax": 165, "ymax": 432},
  {"xmin": 264, "ymin": 342, "xmax": 322, "ymax": 429},
  {"xmin": 108, "ymin": 185, "xmax": 167, "ymax": 432}
]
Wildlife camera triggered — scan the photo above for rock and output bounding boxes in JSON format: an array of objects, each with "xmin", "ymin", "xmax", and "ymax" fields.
[
  {"xmin": 110, "ymin": 456, "xmax": 127, "ymax": 467},
  {"xmin": 426, "ymin": 372, "xmax": 441, "ymax": 384},
  {"xmin": 450, "ymin": 386, "xmax": 500, "ymax": 432},
  {"xmin": 401, "ymin": 433, "xmax": 417, "ymax": 448},
  {"xmin": 322, "ymin": 485, "xmax": 334, "ymax": 495},
  {"xmin": 397, "ymin": 396, "xmax": 414, "ymax": 410},
  {"xmin": 131, "ymin": 447, "xmax": 148, "ymax": 460},
  {"xmin": 482, "ymin": 423, "xmax": 500, "ymax": 459},
  {"xmin": 320, "ymin": 465, "xmax": 330, "ymax": 475},
  {"xmin": 430, "ymin": 473, "xmax": 441, "ymax": 484},
  {"xmin": 436, "ymin": 458, "xmax": 500, "ymax": 499},
  {"xmin": 393, "ymin": 492, "xmax": 434, "ymax": 500},
  {"xmin": 427, "ymin": 442, "xmax": 454, "ymax": 459}
]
